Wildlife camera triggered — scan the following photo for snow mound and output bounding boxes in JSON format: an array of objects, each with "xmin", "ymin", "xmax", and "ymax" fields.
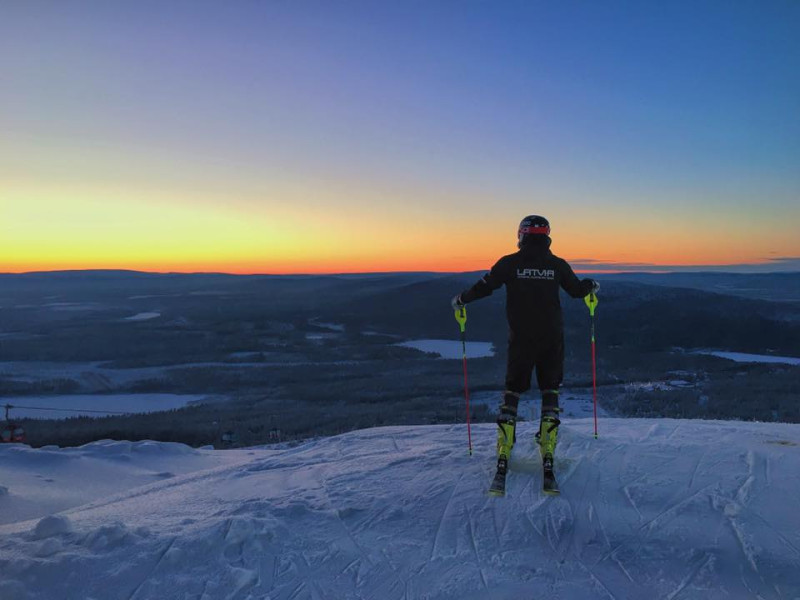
[
  {"xmin": 32, "ymin": 515, "xmax": 72, "ymax": 539},
  {"xmin": 1, "ymin": 419, "xmax": 799, "ymax": 599},
  {"xmin": 0, "ymin": 440, "xmax": 251, "ymax": 526}
]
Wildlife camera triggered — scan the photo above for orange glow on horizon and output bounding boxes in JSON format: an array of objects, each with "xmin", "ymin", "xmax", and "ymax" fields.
[
  {"xmin": 3, "ymin": 184, "xmax": 798, "ymax": 276},
  {"xmin": 0, "ymin": 254, "xmax": 789, "ymax": 276}
]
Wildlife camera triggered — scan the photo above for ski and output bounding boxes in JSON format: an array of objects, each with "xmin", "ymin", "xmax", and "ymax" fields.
[
  {"xmin": 488, "ymin": 458, "xmax": 508, "ymax": 496},
  {"xmin": 543, "ymin": 468, "xmax": 560, "ymax": 495},
  {"xmin": 542, "ymin": 456, "xmax": 560, "ymax": 495}
]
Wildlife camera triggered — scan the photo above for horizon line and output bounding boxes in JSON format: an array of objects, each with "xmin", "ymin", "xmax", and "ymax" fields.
[{"xmin": 2, "ymin": 266, "xmax": 799, "ymax": 277}]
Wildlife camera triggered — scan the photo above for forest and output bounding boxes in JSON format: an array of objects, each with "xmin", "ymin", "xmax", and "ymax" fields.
[{"xmin": 1, "ymin": 270, "xmax": 798, "ymax": 447}]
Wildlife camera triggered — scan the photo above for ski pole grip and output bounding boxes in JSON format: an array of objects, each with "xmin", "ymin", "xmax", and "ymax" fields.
[
  {"xmin": 584, "ymin": 293, "xmax": 598, "ymax": 316},
  {"xmin": 454, "ymin": 306, "xmax": 467, "ymax": 333}
]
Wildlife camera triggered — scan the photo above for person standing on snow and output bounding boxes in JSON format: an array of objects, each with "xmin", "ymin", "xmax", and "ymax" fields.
[{"xmin": 451, "ymin": 215, "xmax": 599, "ymax": 494}]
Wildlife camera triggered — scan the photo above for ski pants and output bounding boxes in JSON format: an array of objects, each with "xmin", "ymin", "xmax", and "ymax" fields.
[{"xmin": 503, "ymin": 329, "xmax": 563, "ymax": 413}]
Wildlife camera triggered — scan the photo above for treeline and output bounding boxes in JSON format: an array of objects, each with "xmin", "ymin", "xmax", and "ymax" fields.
[
  {"xmin": 603, "ymin": 364, "xmax": 800, "ymax": 423},
  {"xmin": 3, "ymin": 271, "xmax": 799, "ymax": 448},
  {"xmin": 20, "ymin": 392, "xmax": 495, "ymax": 449},
  {"xmin": 0, "ymin": 378, "xmax": 80, "ymax": 395},
  {"xmin": 14, "ymin": 362, "xmax": 799, "ymax": 449}
]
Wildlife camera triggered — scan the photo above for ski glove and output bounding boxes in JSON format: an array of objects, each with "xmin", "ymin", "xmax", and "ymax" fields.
[
  {"xmin": 451, "ymin": 294, "xmax": 464, "ymax": 311},
  {"xmin": 590, "ymin": 280, "xmax": 600, "ymax": 294}
]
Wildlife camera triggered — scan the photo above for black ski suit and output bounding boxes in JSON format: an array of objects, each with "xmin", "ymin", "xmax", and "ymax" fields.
[{"xmin": 459, "ymin": 239, "xmax": 594, "ymax": 411}]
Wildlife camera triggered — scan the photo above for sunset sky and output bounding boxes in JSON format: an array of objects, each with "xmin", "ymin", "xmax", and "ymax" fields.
[{"xmin": 1, "ymin": 1, "xmax": 798, "ymax": 274}]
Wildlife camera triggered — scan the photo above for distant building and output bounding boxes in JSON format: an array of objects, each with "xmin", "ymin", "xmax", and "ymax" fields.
[{"xmin": 1, "ymin": 423, "xmax": 25, "ymax": 444}]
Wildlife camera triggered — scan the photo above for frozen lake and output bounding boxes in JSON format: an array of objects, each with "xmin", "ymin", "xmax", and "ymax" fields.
[
  {"xmin": 1, "ymin": 394, "xmax": 208, "ymax": 420},
  {"xmin": 396, "ymin": 339, "xmax": 495, "ymax": 359}
]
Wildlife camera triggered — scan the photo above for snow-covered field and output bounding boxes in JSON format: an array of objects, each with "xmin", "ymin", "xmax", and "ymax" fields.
[
  {"xmin": 123, "ymin": 312, "xmax": 161, "ymax": 322},
  {"xmin": 397, "ymin": 339, "xmax": 495, "ymax": 359},
  {"xmin": 696, "ymin": 351, "xmax": 800, "ymax": 366},
  {"xmin": 308, "ymin": 320, "xmax": 346, "ymax": 332},
  {"xmin": 40, "ymin": 302, "xmax": 103, "ymax": 312},
  {"xmin": 1, "ymin": 418, "xmax": 798, "ymax": 599},
  {"xmin": 1, "ymin": 394, "xmax": 207, "ymax": 419}
]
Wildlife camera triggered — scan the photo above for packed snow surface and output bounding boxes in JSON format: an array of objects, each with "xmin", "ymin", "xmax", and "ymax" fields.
[
  {"xmin": 397, "ymin": 339, "xmax": 495, "ymax": 359},
  {"xmin": 1, "ymin": 419, "xmax": 799, "ymax": 599},
  {"xmin": 696, "ymin": 351, "xmax": 800, "ymax": 366}
]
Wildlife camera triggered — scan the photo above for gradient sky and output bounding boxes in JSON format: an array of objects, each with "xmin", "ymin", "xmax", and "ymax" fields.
[{"xmin": 1, "ymin": 1, "xmax": 799, "ymax": 273}]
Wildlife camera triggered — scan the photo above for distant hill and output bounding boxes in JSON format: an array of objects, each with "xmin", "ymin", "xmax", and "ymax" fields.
[
  {"xmin": 601, "ymin": 271, "xmax": 800, "ymax": 302},
  {"xmin": 1, "ymin": 269, "xmax": 798, "ymax": 355},
  {"xmin": 331, "ymin": 273, "xmax": 800, "ymax": 355}
]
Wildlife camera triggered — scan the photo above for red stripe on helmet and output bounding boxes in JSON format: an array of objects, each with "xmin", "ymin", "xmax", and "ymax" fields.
[{"xmin": 519, "ymin": 225, "xmax": 550, "ymax": 235}]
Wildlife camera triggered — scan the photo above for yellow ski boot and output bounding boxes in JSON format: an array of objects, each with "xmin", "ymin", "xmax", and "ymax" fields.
[
  {"xmin": 537, "ymin": 409, "xmax": 561, "ymax": 494},
  {"xmin": 496, "ymin": 415, "xmax": 516, "ymax": 462},
  {"xmin": 489, "ymin": 409, "xmax": 516, "ymax": 496}
]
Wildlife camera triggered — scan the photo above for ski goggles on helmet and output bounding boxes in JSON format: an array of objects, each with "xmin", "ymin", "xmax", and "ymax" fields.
[{"xmin": 518, "ymin": 225, "xmax": 550, "ymax": 236}]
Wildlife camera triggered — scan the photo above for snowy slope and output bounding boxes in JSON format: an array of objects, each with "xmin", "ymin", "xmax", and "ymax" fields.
[{"xmin": 1, "ymin": 418, "xmax": 799, "ymax": 599}]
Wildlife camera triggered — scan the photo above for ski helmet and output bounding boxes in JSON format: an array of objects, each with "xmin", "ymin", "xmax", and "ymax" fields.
[{"xmin": 517, "ymin": 215, "xmax": 550, "ymax": 248}]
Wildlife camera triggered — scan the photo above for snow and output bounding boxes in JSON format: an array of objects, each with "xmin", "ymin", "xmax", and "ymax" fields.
[
  {"xmin": 2, "ymin": 394, "xmax": 207, "ymax": 419},
  {"xmin": 32, "ymin": 515, "xmax": 72, "ymax": 540},
  {"xmin": 309, "ymin": 320, "xmax": 346, "ymax": 332},
  {"xmin": 362, "ymin": 330, "xmax": 402, "ymax": 338},
  {"xmin": 397, "ymin": 339, "xmax": 496, "ymax": 359},
  {"xmin": 625, "ymin": 380, "xmax": 696, "ymax": 392},
  {"xmin": 42, "ymin": 302, "xmax": 101, "ymax": 312},
  {"xmin": 1, "ymin": 419, "xmax": 799, "ymax": 598},
  {"xmin": 0, "ymin": 440, "xmax": 248, "ymax": 525},
  {"xmin": 695, "ymin": 350, "xmax": 800, "ymax": 366},
  {"xmin": 228, "ymin": 352, "xmax": 263, "ymax": 360},
  {"xmin": 305, "ymin": 332, "xmax": 340, "ymax": 341},
  {"xmin": 122, "ymin": 312, "xmax": 161, "ymax": 321}
]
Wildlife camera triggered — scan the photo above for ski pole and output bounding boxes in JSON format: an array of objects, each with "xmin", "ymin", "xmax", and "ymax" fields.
[
  {"xmin": 454, "ymin": 306, "xmax": 473, "ymax": 456},
  {"xmin": 584, "ymin": 292, "xmax": 599, "ymax": 439}
]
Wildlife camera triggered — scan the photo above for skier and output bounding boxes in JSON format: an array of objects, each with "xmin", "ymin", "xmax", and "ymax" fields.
[{"xmin": 451, "ymin": 215, "xmax": 599, "ymax": 495}]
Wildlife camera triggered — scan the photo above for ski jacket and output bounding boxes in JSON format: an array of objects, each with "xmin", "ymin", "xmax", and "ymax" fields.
[{"xmin": 460, "ymin": 242, "xmax": 593, "ymax": 338}]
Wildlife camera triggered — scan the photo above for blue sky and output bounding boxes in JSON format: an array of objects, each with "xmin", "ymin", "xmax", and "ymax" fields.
[{"xmin": 1, "ymin": 1, "xmax": 798, "ymax": 272}]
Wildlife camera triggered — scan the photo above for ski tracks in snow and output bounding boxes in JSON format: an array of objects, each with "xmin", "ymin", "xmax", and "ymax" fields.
[
  {"xmin": 428, "ymin": 473, "xmax": 464, "ymax": 563},
  {"xmin": 3, "ymin": 419, "xmax": 800, "ymax": 599},
  {"xmin": 126, "ymin": 535, "xmax": 179, "ymax": 600}
]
